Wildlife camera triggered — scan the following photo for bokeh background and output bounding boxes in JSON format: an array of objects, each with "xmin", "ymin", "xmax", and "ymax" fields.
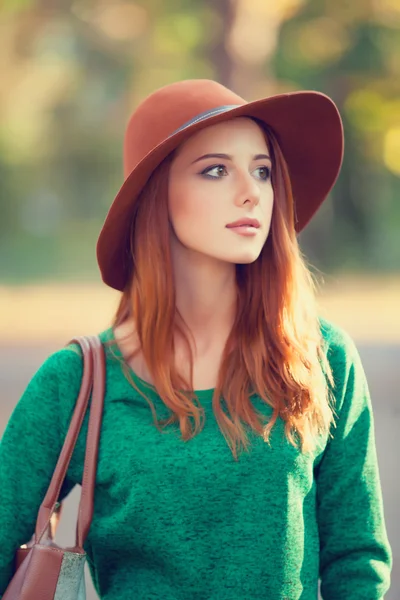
[{"xmin": 0, "ymin": 0, "xmax": 399, "ymax": 598}]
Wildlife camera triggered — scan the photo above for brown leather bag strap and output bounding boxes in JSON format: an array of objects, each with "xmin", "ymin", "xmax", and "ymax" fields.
[
  {"xmin": 35, "ymin": 335, "xmax": 105, "ymax": 548},
  {"xmin": 76, "ymin": 335, "xmax": 105, "ymax": 547}
]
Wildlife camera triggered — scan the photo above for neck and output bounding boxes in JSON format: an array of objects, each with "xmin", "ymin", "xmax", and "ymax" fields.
[{"xmin": 172, "ymin": 251, "xmax": 237, "ymax": 355}]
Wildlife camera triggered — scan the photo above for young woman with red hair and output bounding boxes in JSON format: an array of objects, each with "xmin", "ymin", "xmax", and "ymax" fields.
[{"xmin": 0, "ymin": 80, "xmax": 392, "ymax": 599}]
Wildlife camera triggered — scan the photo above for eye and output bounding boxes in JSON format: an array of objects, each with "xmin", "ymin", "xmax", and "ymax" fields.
[
  {"xmin": 200, "ymin": 164, "xmax": 228, "ymax": 179},
  {"xmin": 254, "ymin": 166, "xmax": 271, "ymax": 181}
]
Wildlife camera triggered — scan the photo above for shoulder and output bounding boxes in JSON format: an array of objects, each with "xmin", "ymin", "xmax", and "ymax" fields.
[
  {"xmin": 318, "ymin": 316, "xmax": 368, "ymax": 411},
  {"xmin": 47, "ymin": 330, "xmax": 114, "ymax": 388},
  {"xmin": 35, "ymin": 333, "xmax": 112, "ymax": 437},
  {"xmin": 25, "ymin": 344, "xmax": 85, "ymax": 423},
  {"xmin": 37, "ymin": 326, "xmax": 114, "ymax": 381},
  {"xmin": 39, "ymin": 328, "xmax": 112, "ymax": 382},
  {"xmin": 16, "ymin": 343, "xmax": 85, "ymax": 404},
  {"xmin": 0, "ymin": 343, "xmax": 87, "ymax": 450},
  {"xmin": 319, "ymin": 315, "xmax": 360, "ymax": 368},
  {"xmin": 34, "ymin": 343, "xmax": 85, "ymax": 387}
]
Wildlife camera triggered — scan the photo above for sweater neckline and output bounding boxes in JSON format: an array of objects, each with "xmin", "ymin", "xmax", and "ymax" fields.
[{"xmin": 101, "ymin": 326, "xmax": 216, "ymax": 403}]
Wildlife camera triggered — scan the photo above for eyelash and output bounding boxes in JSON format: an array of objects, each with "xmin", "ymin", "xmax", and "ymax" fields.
[{"xmin": 200, "ymin": 164, "xmax": 271, "ymax": 181}]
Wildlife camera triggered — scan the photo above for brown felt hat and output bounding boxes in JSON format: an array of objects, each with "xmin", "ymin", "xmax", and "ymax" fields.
[{"xmin": 97, "ymin": 79, "xmax": 344, "ymax": 291}]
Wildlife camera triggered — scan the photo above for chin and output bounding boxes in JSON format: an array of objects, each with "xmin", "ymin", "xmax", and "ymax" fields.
[{"xmin": 232, "ymin": 252, "xmax": 262, "ymax": 264}]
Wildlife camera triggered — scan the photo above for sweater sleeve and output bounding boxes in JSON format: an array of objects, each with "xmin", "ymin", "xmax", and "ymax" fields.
[
  {"xmin": 0, "ymin": 347, "xmax": 83, "ymax": 597},
  {"xmin": 316, "ymin": 328, "xmax": 392, "ymax": 599}
]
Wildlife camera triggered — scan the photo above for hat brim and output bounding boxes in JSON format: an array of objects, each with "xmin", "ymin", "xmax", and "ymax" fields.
[{"xmin": 97, "ymin": 91, "xmax": 344, "ymax": 291}]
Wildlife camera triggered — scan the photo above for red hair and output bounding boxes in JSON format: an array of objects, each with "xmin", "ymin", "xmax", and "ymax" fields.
[{"xmin": 109, "ymin": 122, "xmax": 335, "ymax": 460}]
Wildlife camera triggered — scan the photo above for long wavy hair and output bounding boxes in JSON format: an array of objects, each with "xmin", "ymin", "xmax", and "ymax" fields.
[{"xmin": 109, "ymin": 120, "xmax": 335, "ymax": 461}]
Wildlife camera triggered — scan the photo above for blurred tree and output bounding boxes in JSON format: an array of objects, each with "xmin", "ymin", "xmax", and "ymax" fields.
[
  {"xmin": 202, "ymin": 0, "xmax": 237, "ymax": 88},
  {"xmin": 273, "ymin": 0, "xmax": 400, "ymax": 272},
  {"xmin": 0, "ymin": 1, "xmax": 146, "ymax": 281}
]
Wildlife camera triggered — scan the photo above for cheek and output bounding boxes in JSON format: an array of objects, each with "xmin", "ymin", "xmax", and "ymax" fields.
[
  {"xmin": 261, "ymin": 187, "xmax": 274, "ymax": 221},
  {"xmin": 168, "ymin": 181, "xmax": 214, "ymax": 230}
]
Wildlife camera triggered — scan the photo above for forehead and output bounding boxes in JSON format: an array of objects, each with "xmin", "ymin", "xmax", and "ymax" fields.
[{"xmin": 174, "ymin": 117, "xmax": 269, "ymax": 158}]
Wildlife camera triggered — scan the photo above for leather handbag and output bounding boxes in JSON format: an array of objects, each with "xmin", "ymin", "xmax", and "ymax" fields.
[{"xmin": 3, "ymin": 335, "xmax": 106, "ymax": 600}]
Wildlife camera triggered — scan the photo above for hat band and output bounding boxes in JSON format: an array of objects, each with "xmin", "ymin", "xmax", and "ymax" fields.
[{"xmin": 171, "ymin": 105, "xmax": 242, "ymax": 136}]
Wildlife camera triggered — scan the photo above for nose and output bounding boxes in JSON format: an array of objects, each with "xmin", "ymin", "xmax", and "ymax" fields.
[{"xmin": 234, "ymin": 171, "xmax": 261, "ymax": 207}]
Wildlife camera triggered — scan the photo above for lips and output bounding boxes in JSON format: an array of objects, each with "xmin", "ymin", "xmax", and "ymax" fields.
[{"xmin": 226, "ymin": 218, "xmax": 260, "ymax": 229}]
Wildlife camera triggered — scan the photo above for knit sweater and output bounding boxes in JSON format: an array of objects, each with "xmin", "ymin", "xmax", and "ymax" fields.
[{"xmin": 0, "ymin": 318, "xmax": 392, "ymax": 599}]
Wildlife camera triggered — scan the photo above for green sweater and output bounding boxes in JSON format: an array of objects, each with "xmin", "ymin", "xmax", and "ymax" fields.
[{"xmin": 0, "ymin": 318, "xmax": 392, "ymax": 599}]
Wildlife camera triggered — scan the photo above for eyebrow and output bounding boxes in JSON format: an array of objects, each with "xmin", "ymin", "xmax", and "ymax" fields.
[{"xmin": 191, "ymin": 152, "xmax": 271, "ymax": 164}]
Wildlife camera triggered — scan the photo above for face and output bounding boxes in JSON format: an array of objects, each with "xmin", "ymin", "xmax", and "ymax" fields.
[{"xmin": 168, "ymin": 117, "xmax": 274, "ymax": 267}]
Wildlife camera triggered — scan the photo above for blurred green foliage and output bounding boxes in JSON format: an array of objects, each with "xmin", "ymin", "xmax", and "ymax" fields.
[
  {"xmin": 0, "ymin": 0, "xmax": 399, "ymax": 284},
  {"xmin": 273, "ymin": 0, "xmax": 400, "ymax": 271}
]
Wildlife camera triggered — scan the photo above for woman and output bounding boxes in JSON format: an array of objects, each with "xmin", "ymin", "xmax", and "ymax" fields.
[{"xmin": 0, "ymin": 79, "xmax": 392, "ymax": 599}]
